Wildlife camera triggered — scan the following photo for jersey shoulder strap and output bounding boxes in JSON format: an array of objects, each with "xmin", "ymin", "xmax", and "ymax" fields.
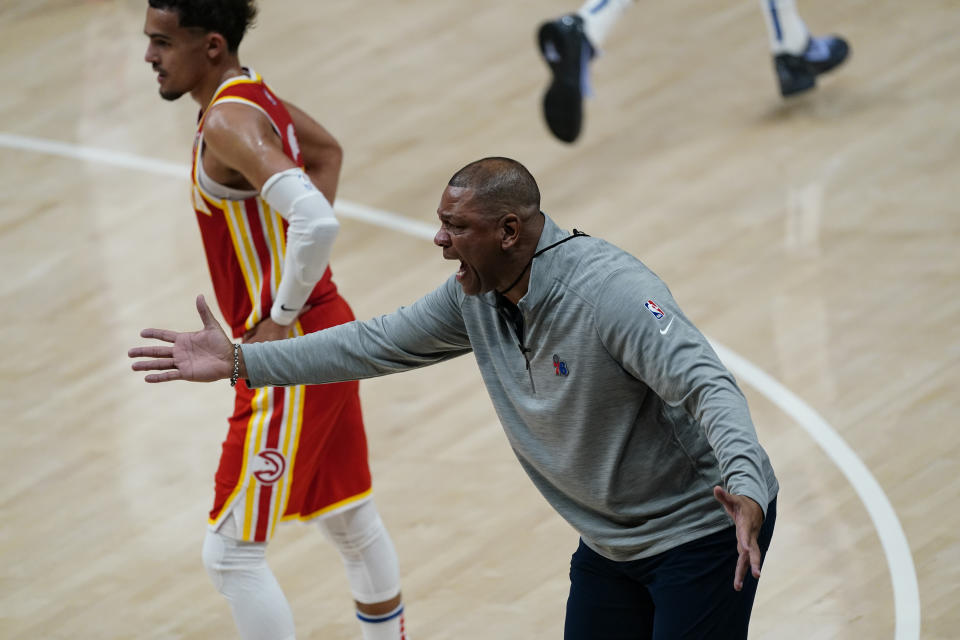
[{"xmin": 200, "ymin": 70, "xmax": 301, "ymax": 165}]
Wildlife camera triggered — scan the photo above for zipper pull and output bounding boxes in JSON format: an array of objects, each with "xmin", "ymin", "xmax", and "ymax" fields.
[
  {"xmin": 519, "ymin": 343, "xmax": 531, "ymax": 370},
  {"xmin": 519, "ymin": 344, "xmax": 536, "ymax": 393}
]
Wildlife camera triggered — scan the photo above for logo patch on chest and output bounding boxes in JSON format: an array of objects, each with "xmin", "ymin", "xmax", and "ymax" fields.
[{"xmin": 553, "ymin": 354, "xmax": 569, "ymax": 376}]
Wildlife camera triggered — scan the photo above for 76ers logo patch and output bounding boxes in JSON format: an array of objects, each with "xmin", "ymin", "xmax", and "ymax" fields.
[
  {"xmin": 253, "ymin": 449, "xmax": 286, "ymax": 485},
  {"xmin": 645, "ymin": 300, "xmax": 665, "ymax": 319},
  {"xmin": 553, "ymin": 354, "xmax": 569, "ymax": 376}
]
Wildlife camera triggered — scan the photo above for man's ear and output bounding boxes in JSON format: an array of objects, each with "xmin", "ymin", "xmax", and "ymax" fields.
[
  {"xmin": 206, "ymin": 32, "xmax": 228, "ymax": 61},
  {"xmin": 501, "ymin": 213, "xmax": 520, "ymax": 249}
]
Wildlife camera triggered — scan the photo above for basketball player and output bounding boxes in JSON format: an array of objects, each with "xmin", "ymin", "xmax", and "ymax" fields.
[
  {"xmin": 538, "ymin": 0, "xmax": 851, "ymax": 142},
  {"xmin": 141, "ymin": 2, "xmax": 406, "ymax": 638},
  {"xmin": 131, "ymin": 157, "xmax": 779, "ymax": 639}
]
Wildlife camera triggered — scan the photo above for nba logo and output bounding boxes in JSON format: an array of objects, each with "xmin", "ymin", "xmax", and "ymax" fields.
[{"xmin": 645, "ymin": 300, "xmax": 664, "ymax": 319}]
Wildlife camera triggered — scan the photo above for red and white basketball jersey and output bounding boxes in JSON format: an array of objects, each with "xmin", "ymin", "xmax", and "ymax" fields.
[{"xmin": 190, "ymin": 69, "xmax": 338, "ymax": 337}]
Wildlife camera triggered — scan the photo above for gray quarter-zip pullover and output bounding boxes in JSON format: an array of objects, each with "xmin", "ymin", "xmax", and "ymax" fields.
[{"xmin": 243, "ymin": 214, "xmax": 779, "ymax": 562}]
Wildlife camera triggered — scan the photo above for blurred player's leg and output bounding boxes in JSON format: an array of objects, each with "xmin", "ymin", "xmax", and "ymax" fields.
[
  {"xmin": 537, "ymin": 0, "xmax": 634, "ymax": 143},
  {"xmin": 318, "ymin": 500, "xmax": 407, "ymax": 640},
  {"xmin": 760, "ymin": 0, "xmax": 850, "ymax": 96},
  {"xmin": 203, "ymin": 516, "xmax": 296, "ymax": 640},
  {"xmin": 576, "ymin": 0, "xmax": 634, "ymax": 51}
]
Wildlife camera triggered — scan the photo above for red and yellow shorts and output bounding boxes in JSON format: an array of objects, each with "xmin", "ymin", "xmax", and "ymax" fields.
[{"xmin": 208, "ymin": 298, "xmax": 372, "ymax": 542}]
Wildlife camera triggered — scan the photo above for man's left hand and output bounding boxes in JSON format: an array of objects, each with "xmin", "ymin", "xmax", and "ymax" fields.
[{"xmin": 713, "ymin": 486, "xmax": 765, "ymax": 591}]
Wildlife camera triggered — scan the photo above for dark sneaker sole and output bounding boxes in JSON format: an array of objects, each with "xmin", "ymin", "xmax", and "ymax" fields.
[{"xmin": 538, "ymin": 19, "xmax": 585, "ymax": 143}]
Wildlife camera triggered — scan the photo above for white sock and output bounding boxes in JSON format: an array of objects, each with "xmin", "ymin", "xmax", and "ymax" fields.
[
  {"xmin": 576, "ymin": 0, "xmax": 634, "ymax": 50},
  {"xmin": 760, "ymin": 0, "xmax": 810, "ymax": 55},
  {"xmin": 357, "ymin": 604, "xmax": 408, "ymax": 640}
]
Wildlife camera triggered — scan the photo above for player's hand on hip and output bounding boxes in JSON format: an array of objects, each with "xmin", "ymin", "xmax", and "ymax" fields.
[
  {"xmin": 129, "ymin": 294, "xmax": 234, "ymax": 383},
  {"xmin": 713, "ymin": 485, "xmax": 765, "ymax": 591},
  {"xmin": 242, "ymin": 316, "xmax": 291, "ymax": 343}
]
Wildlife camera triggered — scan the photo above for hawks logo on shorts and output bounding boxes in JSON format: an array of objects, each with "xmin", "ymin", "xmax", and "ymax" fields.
[
  {"xmin": 253, "ymin": 449, "xmax": 286, "ymax": 484},
  {"xmin": 645, "ymin": 300, "xmax": 665, "ymax": 320}
]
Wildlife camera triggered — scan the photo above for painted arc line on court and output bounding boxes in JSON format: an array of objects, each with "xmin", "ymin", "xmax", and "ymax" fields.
[
  {"xmin": 709, "ymin": 343, "xmax": 920, "ymax": 640},
  {"xmin": 0, "ymin": 132, "xmax": 921, "ymax": 638},
  {"xmin": 0, "ymin": 132, "xmax": 439, "ymax": 241}
]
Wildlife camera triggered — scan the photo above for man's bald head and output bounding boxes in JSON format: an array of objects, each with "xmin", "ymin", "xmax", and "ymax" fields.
[{"xmin": 447, "ymin": 157, "xmax": 540, "ymax": 221}]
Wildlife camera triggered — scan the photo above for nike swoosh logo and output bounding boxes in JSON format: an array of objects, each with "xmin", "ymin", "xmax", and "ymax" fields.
[
  {"xmin": 280, "ymin": 304, "xmax": 298, "ymax": 312},
  {"xmin": 659, "ymin": 317, "xmax": 675, "ymax": 335}
]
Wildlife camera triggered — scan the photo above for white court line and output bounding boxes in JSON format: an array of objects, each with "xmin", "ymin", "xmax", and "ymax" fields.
[
  {"xmin": 0, "ymin": 132, "xmax": 921, "ymax": 639},
  {"xmin": 0, "ymin": 132, "xmax": 438, "ymax": 240},
  {"xmin": 711, "ymin": 344, "xmax": 921, "ymax": 640}
]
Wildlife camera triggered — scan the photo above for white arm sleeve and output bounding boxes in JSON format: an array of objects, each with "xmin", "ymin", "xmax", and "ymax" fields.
[{"xmin": 261, "ymin": 168, "xmax": 340, "ymax": 326}]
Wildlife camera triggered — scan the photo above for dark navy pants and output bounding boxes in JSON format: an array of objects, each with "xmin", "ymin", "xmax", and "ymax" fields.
[{"xmin": 564, "ymin": 500, "xmax": 777, "ymax": 640}]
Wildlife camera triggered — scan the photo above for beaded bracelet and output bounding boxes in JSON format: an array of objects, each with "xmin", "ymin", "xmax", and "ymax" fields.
[{"xmin": 230, "ymin": 343, "xmax": 241, "ymax": 387}]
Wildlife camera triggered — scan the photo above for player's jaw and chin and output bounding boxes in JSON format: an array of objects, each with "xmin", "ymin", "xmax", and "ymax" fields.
[
  {"xmin": 159, "ymin": 86, "xmax": 186, "ymax": 101},
  {"xmin": 153, "ymin": 67, "xmax": 188, "ymax": 101}
]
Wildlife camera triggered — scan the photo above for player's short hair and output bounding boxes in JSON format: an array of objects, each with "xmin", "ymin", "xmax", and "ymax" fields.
[
  {"xmin": 148, "ymin": 0, "xmax": 257, "ymax": 52},
  {"xmin": 448, "ymin": 157, "xmax": 541, "ymax": 219}
]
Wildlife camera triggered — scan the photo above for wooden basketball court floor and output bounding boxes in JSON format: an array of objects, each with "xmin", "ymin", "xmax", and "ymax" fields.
[{"xmin": 1, "ymin": 0, "xmax": 957, "ymax": 638}]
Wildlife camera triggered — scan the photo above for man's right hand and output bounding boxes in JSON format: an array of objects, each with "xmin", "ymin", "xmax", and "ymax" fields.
[{"xmin": 129, "ymin": 294, "xmax": 237, "ymax": 383}]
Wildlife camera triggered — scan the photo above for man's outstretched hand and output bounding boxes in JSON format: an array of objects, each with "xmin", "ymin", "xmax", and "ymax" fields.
[
  {"xmin": 713, "ymin": 485, "xmax": 765, "ymax": 591},
  {"xmin": 129, "ymin": 295, "xmax": 235, "ymax": 383}
]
